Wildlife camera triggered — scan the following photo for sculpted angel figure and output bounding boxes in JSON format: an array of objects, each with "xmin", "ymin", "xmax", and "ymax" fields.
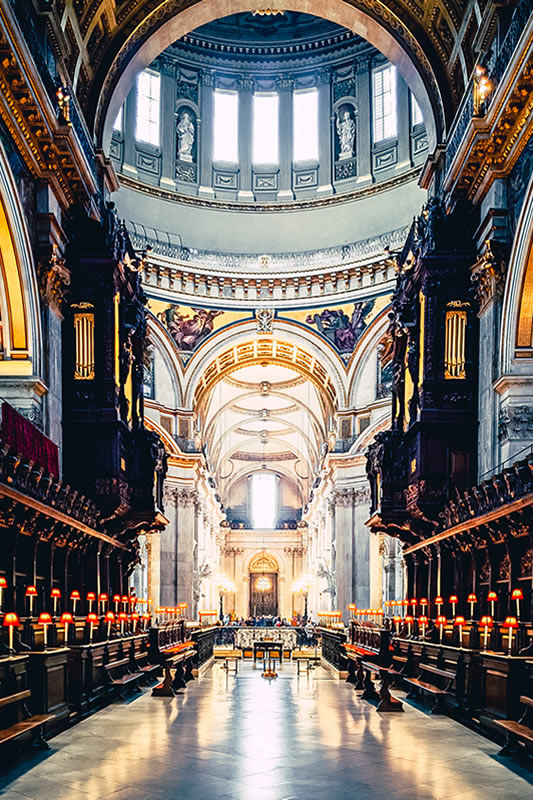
[
  {"xmin": 177, "ymin": 110, "xmax": 195, "ymax": 162},
  {"xmin": 336, "ymin": 107, "xmax": 355, "ymax": 160}
]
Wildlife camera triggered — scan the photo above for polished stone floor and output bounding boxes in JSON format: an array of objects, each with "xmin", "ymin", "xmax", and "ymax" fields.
[{"xmin": 1, "ymin": 663, "xmax": 532, "ymax": 800}]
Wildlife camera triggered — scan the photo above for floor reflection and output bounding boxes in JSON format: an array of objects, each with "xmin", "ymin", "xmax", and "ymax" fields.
[{"xmin": 0, "ymin": 663, "xmax": 531, "ymax": 800}]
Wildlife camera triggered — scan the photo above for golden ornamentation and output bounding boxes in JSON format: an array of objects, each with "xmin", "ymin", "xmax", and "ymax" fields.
[{"xmin": 252, "ymin": 9, "xmax": 285, "ymax": 16}]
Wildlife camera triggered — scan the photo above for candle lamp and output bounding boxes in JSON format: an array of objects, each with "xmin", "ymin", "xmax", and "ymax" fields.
[
  {"xmin": 467, "ymin": 593, "xmax": 477, "ymax": 620},
  {"xmin": 0, "ymin": 576, "xmax": 6, "ymax": 610},
  {"xmin": 113, "ymin": 594, "xmax": 121, "ymax": 614},
  {"xmin": 487, "ymin": 590, "xmax": 498, "ymax": 618},
  {"xmin": 420, "ymin": 598, "xmax": 428, "ymax": 615},
  {"xmin": 131, "ymin": 612, "xmax": 140, "ymax": 632},
  {"xmin": 25, "ymin": 585, "xmax": 37, "ymax": 616},
  {"xmin": 377, "ymin": 609, "xmax": 384, "ymax": 625},
  {"xmin": 105, "ymin": 611, "xmax": 115, "ymax": 639},
  {"xmin": 121, "ymin": 595, "xmax": 128, "ymax": 612},
  {"xmin": 405, "ymin": 615, "xmax": 414, "ymax": 637},
  {"xmin": 86, "ymin": 592, "xmax": 96, "ymax": 613},
  {"xmin": 393, "ymin": 615, "xmax": 401, "ymax": 635},
  {"xmin": 99, "ymin": 593, "xmax": 108, "ymax": 614},
  {"xmin": 419, "ymin": 615, "xmax": 428, "ymax": 638},
  {"xmin": 118, "ymin": 611, "xmax": 127, "ymax": 635},
  {"xmin": 449, "ymin": 595, "xmax": 459, "ymax": 617},
  {"xmin": 436, "ymin": 615, "xmax": 447, "ymax": 643},
  {"xmin": 454, "ymin": 615, "xmax": 466, "ymax": 647},
  {"xmin": 51, "ymin": 588, "xmax": 61, "ymax": 617},
  {"xmin": 502, "ymin": 616, "xmax": 519, "ymax": 655},
  {"xmin": 480, "ymin": 615, "xmax": 493, "ymax": 650},
  {"xmin": 86, "ymin": 612, "xmax": 99, "ymax": 643},
  {"xmin": 60, "ymin": 612, "xmax": 73, "ymax": 644},
  {"xmin": 435, "ymin": 596, "xmax": 443, "ymax": 615},
  {"xmin": 511, "ymin": 589, "xmax": 523, "ymax": 620},
  {"xmin": 38, "ymin": 612, "xmax": 52, "ymax": 650},
  {"xmin": 142, "ymin": 613, "xmax": 150, "ymax": 631},
  {"xmin": 410, "ymin": 598, "xmax": 417, "ymax": 617},
  {"xmin": 70, "ymin": 590, "xmax": 80, "ymax": 615},
  {"xmin": 402, "ymin": 599, "xmax": 409, "ymax": 617},
  {"xmin": 3, "ymin": 612, "xmax": 19, "ymax": 652}
]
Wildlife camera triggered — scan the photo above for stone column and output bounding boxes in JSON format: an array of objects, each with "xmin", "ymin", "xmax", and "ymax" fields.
[
  {"xmin": 333, "ymin": 485, "xmax": 372, "ymax": 619},
  {"xmin": 122, "ymin": 86, "xmax": 138, "ymax": 178},
  {"xmin": 317, "ymin": 69, "xmax": 333, "ymax": 196},
  {"xmin": 355, "ymin": 57, "xmax": 372, "ymax": 185},
  {"xmin": 160, "ymin": 60, "xmax": 176, "ymax": 190},
  {"xmin": 396, "ymin": 74, "xmax": 410, "ymax": 171},
  {"xmin": 198, "ymin": 70, "xmax": 215, "ymax": 198},
  {"xmin": 238, "ymin": 76, "xmax": 254, "ymax": 202},
  {"xmin": 277, "ymin": 75, "xmax": 294, "ymax": 201},
  {"xmin": 161, "ymin": 485, "xmax": 179, "ymax": 605}
]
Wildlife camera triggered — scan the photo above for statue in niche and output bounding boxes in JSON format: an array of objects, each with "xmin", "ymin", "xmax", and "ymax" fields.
[
  {"xmin": 177, "ymin": 109, "xmax": 195, "ymax": 162},
  {"xmin": 336, "ymin": 106, "xmax": 355, "ymax": 160}
]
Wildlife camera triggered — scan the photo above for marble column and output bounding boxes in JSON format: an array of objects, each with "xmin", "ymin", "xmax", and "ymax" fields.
[
  {"xmin": 160, "ymin": 60, "xmax": 176, "ymax": 190},
  {"xmin": 122, "ymin": 86, "xmax": 138, "ymax": 178},
  {"xmin": 334, "ymin": 485, "xmax": 372, "ymax": 619},
  {"xmin": 355, "ymin": 57, "xmax": 372, "ymax": 185},
  {"xmin": 396, "ymin": 74, "xmax": 410, "ymax": 171},
  {"xmin": 198, "ymin": 70, "xmax": 215, "ymax": 198},
  {"xmin": 238, "ymin": 77, "xmax": 254, "ymax": 202},
  {"xmin": 160, "ymin": 485, "xmax": 198, "ymax": 608},
  {"xmin": 317, "ymin": 68, "xmax": 333, "ymax": 196},
  {"xmin": 277, "ymin": 76, "xmax": 294, "ymax": 201}
]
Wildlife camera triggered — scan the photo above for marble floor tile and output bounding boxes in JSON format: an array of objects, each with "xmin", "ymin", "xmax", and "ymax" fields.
[{"xmin": 0, "ymin": 663, "xmax": 531, "ymax": 800}]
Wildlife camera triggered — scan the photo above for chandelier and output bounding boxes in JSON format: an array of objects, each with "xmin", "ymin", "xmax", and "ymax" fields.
[{"xmin": 256, "ymin": 575, "xmax": 271, "ymax": 592}]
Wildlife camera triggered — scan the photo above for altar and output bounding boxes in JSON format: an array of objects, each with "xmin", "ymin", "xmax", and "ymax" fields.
[{"xmin": 234, "ymin": 627, "xmax": 298, "ymax": 659}]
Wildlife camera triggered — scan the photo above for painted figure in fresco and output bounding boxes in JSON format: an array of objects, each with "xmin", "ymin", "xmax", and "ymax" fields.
[
  {"xmin": 306, "ymin": 299, "xmax": 374, "ymax": 353},
  {"xmin": 159, "ymin": 306, "xmax": 223, "ymax": 350}
]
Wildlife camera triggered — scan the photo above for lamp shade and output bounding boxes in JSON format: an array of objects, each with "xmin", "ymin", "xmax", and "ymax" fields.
[
  {"xmin": 436, "ymin": 615, "xmax": 447, "ymax": 626},
  {"xmin": 131, "ymin": 612, "xmax": 140, "ymax": 621},
  {"xmin": 70, "ymin": 590, "xmax": 81, "ymax": 600},
  {"xmin": 410, "ymin": 598, "xmax": 417, "ymax": 605},
  {"xmin": 454, "ymin": 616, "xmax": 466, "ymax": 626},
  {"xmin": 0, "ymin": 577, "xmax": 7, "ymax": 588},
  {"xmin": 25, "ymin": 585, "xmax": 37, "ymax": 597},
  {"xmin": 405, "ymin": 615, "xmax": 414, "ymax": 623},
  {"xmin": 118, "ymin": 612, "xmax": 127, "ymax": 621},
  {"xmin": 105, "ymin": 611, "xmax": 115, "ymax": 622},
  {"xmin": 38, "ymin": 612, "xmax": 52, "ymax": 625},
  {"xmin": 113, "ymin": 594, "xmax": 121, "ymax": 603},
  {"xmin": 142, "ymin": 613, "xmax": 150, "ymax": 620},
  {"xmin": 420, "ymin": 597, "xmax": 428, "ymax": 605},
  {"xmin": 60, "ymin": 612, "xmax": 74, "ymax": 624},
  {"xmin": 487, "ymin": 591, "xmax": 498, "ymax": 601},
  {"xmin": 86, "ymin": 613, "xmax": 99, "ymax": 624},
  {"xmin": 467, "ymin": 593, "xmax": 477, "ymax": 602},
  {"xmin": 435, "ymin": 596, "xmax": 443, "ymax": 604},
  {"xmin": 86, "ymin": 592, "xmax": 96, "ymax": 601},
  {"xmin": 449, "ymin": 595, "xmax": 459, "ymax": 604},
  {"xmin": 419, "ymin": 615, "xmax": 429, "ymax": 624},
  {"xmin": 393, "ymin": 615, "xmax": 401, "ymax": 623},
  {"xmin": 402, "ymin": 599, "xmax": 409, "ymax": 606},
  {"xmin": 480, "ymin": 616, "xmax": 493, "ymax": 627},
  {"xmin": 121, "ymin": 595, "xmax": 129, "ymax": 602},
  {"xmin": 3, "ymin": 612, "xmax": 19, "ymax": 627},
  {"xmin": 51, "ymin": 588, "xmax": 61, "ymax": 598},
  {"xmin": 502, "ymin": 616, "xmax": 519, "ymax": 629},
  {"xmin": 98, "ymin": 593, "xmax": 108, "ymax": 601},
  {"xmin": 511, "ymin": 589, "xmax": 524, "ymax": 601}
]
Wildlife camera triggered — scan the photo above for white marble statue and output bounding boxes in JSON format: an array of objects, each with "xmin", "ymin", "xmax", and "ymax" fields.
[
  {"xmin": 336, "ymin": 108, "xmax": 355, "ymax": 160},
  {"xmin": 177, "ymin": 110, "xmax": 195, "ymax": 162}
]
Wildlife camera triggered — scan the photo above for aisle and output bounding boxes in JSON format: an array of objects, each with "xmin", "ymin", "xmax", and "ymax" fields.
[{"xmin": 0, "ymin": 663, "xmax": 531, "ymax": 800}]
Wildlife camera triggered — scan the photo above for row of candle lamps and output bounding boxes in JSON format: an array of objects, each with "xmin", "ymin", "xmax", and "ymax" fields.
[{"xmin": 381, "ymin": 589, "xmax": 526, "ymax": 619}]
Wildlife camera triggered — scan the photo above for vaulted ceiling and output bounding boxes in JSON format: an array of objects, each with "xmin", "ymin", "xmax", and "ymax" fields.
[{"xmin": 47, "ymin": 1, "xmax": 498, "ymax": 146}]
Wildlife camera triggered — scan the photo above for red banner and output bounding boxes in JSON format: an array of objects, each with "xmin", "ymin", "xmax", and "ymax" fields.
[{"xmin": 1, "ymin": 402, "xmax": 59, "ymax": 479}]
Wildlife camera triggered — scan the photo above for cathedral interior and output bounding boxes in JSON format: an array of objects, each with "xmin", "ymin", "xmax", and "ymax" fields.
[{"xmin": 0, "ymin": 1, "xmax": 533, "ymax": 797}]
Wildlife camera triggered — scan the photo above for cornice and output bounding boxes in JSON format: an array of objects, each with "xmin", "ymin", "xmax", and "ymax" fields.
[{"xmin": 118, "ymin": 167, "xmax": 422, "ymax": 213}]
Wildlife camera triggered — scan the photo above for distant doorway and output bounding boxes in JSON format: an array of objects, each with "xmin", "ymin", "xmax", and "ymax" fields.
[{"xmin": 250, "ymin": 572, "xmax": 278, "ymax": 616}]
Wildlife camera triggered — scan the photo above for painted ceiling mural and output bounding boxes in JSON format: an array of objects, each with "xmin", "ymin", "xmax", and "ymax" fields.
[{"xmin": 149, "ymin": 294, "xmax": 390, "ymax": 364}]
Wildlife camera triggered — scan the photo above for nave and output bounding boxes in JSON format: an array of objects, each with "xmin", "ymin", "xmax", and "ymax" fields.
[{"xmin": 1, "ymin": 663, "xmax": 531, "ymax": 800}]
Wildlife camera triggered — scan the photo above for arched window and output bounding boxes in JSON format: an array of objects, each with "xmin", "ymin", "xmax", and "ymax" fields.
[{"xmin": 250, "ymin": 472, "xmax": 278, "ymax": 528}]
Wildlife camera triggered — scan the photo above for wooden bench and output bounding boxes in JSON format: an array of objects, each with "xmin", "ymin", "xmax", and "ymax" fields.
[
  {"xmin": 404, "ymin": 663, "xmax": 455, "ymax": 714},
  {"xmin": 495, "ymin": 696, "xmax": 533, "ymax": 756},
  {"xmin": 152, "ymin": 643, "xmax": 194, "ymax": 697},
  {"xmin": 219, "ymin": 649, "xmax": 240, "ymax": 674},
  {"xmin": 133, "ymin": 650, "xmax": 160, "ymax": 684},
  {"xmin": 292, "ymin": 650, "xmax": 312, "ymax": 674},
  {"xmin": 0, "ymin": 689, "xmax": 55, "ymax": 750},
  {"xmin": 104, "ymin": 658, "xmax": 143, "ymax": 700},
  {"xmin": 360, "ymin": 660, "xmax": 403, "ymax": 712}
]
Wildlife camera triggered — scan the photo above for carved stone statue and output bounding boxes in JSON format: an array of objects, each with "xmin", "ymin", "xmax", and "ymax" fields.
[
  {"xmin": 336, "ymin": 107, "xmax": 355, "ymax": 160},
  {"xmin": 317, "ymin": 562, "xmax": 336, "ymax": 605},
  {"xmin": 177, "ymin": 110, "xmax": 195, "ymax": 162}
]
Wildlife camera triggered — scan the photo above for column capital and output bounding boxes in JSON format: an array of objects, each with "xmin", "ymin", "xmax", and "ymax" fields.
[
  {"xmin": 356, "ymin": 55, "xmax": 372, "ymax": 74},
  {"xmin": 201, "ymin": 70, "xmax": 215, "ymax": 87},
  {"xmin": 276, "ymin": 75, "xmax": 293, "ymax": 91},
  {"xmin": 239, "ymin": 75, "xmax": 254, "ymax": 91},
  {"xmin": 316, "ymin": 68, "xmax": 331, "ymax": 86}
]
